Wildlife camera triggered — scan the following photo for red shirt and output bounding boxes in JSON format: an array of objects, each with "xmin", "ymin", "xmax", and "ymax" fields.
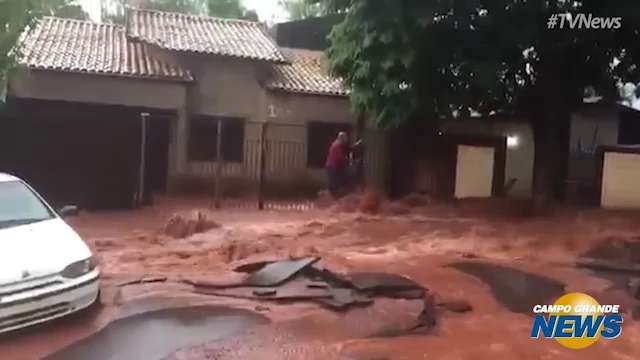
[{"xmin": 325, "ymin": 141, "xmax": 347, "ymax": 169}]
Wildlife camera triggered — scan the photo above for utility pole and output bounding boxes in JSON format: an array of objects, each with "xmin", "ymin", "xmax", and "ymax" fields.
[
  {"xmin": 138, "ymin": 112, "xmax": 150, "ymax": 207},
  {"xmin": 258, "ymin": 122, "xmax": 267, "ymax": 210},
  {"xmin": 213, "ymin": 118, "xmax": 223, "ymax": 209}
]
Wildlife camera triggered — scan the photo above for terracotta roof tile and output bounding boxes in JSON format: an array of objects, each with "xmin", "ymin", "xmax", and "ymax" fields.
[
  {"xmin": 18, "ymin": 17, "xmax": 193, "ymax": 82},
  {"xmin": 127, "ymin": 8, "xmax": 286, "ymax": 63},
  {"xmin": 268, "ymin": 48, "xmax": 348, "ymax": 97}
]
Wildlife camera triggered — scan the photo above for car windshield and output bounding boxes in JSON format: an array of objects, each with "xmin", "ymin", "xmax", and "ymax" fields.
[{"xmin": 0, "ymin": 181, "xmax": 54, "ymax": 230}]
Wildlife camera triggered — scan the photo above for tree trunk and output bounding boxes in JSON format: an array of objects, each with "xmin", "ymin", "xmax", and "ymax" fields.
[
  {"xmin": 531, "ymin": 103, "xmax": 571, "ymax": 211},
  {"xmin": 355, "ymin": 112, "xmax": 366, "ymax": 190}
]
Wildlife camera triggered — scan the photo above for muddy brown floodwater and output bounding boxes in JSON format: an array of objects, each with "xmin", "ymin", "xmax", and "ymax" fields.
[{"xmin": 2, "ymin": 195, "xmax": 640, "ymax": 359}]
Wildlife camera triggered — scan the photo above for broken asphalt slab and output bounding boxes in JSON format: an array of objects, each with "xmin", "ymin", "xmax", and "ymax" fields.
[
  {"xmin": 581, "ymin": 237, "xmax": 640, "ymax": 264},
  {"xmin": 576, "ymin": 258, "xmax": 640, "ymax": 275},
  {"xmin": 194, "ymin": 277, "xmax": 334, "ymax": 301},
  {"xmin": 181, "ymin": 258, "xmax": 323, "ymax": 290},
  {"xmin": 233, "ymin": 260, "xmax": 276, "ymax": 274},
  {"xmin": 343, "ymin": 272, "xmax": 425, "ymax": 294},
  {"xmin": 190, "ymin": 257, "xmax": 442, "ymax": 328},
  {"xmin": 243, "ymin": 257, "xmax": 320, "ymax": 287}
]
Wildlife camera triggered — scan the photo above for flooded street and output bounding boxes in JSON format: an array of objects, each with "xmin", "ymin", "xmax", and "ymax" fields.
[
  {"xmin": 4, "ymin": 0, "xmax": 640, "ymax": 358},
  {"xmin": 1, "ymin": 196, "xmax": 640, "ymax": 359}
]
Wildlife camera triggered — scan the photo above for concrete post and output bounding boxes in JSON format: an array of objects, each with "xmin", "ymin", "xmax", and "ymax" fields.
[
  {"xmin": 258, "ymin": 122, "xmax": 267, "ymax": 210},
  {"xmin": 214, "ymin": 118, "xmax": 223, "ymax": 209},
  {"xmin": 175, "ymin": 106, "xmax": 189, "ymax": 174}
]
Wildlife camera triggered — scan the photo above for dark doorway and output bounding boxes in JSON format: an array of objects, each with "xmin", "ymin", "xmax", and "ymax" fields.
[
  {"xmin": 0, "ymin": 107, "xmax": 17, "ymax": 173},
  {"xmin": 388, "ymin": 121, "xmax": 436, "ymax": 198},
  {"xmin": 187, "ymin": 116, "xmax": 245, "ymax": 163},
  {"xmin": 618, "ymin": 109, "xmax": 640, "ymax": 145},
  {"xmin": 146, "ymin": 114, "xmax": 172, "ymax": 193}
]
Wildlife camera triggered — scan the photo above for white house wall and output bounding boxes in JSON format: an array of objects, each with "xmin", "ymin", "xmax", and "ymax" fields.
[
  {"xmin": 265, "ymin": 91, "xmax": 354, "ymax": 125},
  {"xmin": 9, "ymin": 70, "xmax": 188, "ymax": 110},
  {"xmin": 186, "ymin": 56, "xmax": 267, "ymax": 124},
  {"xmin": 569, "ymin": 106, "xmax": 619, "ymax": 183}
]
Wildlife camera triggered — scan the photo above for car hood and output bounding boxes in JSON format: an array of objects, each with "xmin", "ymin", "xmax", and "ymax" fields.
[{"xmin": 0, "ymin": 218, "xmax": 92, "ymax": 285}]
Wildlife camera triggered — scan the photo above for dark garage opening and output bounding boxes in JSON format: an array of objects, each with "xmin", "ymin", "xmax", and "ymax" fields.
[{"xmin": 1, "ymin": 98, "xmax": 173, "ymax": 210}]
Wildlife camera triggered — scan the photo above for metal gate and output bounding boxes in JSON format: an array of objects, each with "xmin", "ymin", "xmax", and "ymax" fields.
[{"xmin": 201, "ymin": 120, "xmax": 388, "ymax": 211}]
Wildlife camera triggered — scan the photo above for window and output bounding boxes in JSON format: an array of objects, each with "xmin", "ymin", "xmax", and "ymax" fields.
[
  {"xmin": 188, "ymin": 116, "xmax": 244, "ymax": 163},
  {"xmin": 307, "ymin": 122, "xmax": 352, "ymax": 168}
]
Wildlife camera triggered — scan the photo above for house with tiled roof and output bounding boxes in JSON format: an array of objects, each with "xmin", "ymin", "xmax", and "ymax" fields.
[{"xmin": 3, "ymin": 9, "xmax": 387, "ymax": 208}]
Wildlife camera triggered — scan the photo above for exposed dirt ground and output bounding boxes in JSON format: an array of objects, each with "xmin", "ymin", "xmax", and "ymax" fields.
[{"xmin": 1, "ymin": 195, "xmax": 640, "ymax": 359}]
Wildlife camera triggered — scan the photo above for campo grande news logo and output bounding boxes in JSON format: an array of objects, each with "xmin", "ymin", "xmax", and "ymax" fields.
[{"xmin": 530, "ymin": 293, "xmax": 624, "ymax": 349}]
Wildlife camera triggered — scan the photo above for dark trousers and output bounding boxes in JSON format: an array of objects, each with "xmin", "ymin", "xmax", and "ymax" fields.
[{"xmin": 326, "ymin": 167, "xmax": 346, "ymax": 198}]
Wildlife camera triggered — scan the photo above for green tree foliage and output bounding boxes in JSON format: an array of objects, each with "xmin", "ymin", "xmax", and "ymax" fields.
[
  {"xmin": 1, "ymin": 0, "xmax": 87, "ymax": 98},
  {"xmin": 320, "ymin": 0, "xmax": 640, "ymax": 200},
  {"xmin": 207, "ymin": 0, "xmax": 248, "ymax": 19},
  {"xmin": 102, "ymin": 0, "xmax": 255, "ymax": 23},
  {"xmin": 52, "ymin": 4, "xmax": 90, "ymax": 20},
  {"xmin": 324, "ymin": 0, "xmax": 639, "ymax": 126},
  {"xmin": 102, "ymin": 0, "xmax": 207, "ymax": 23},
  {"xmin": 243, "ymin": 9, "xmax": 259, "ymax": 22},
  {"xmin": 279, "ymin": 0, "xmax": 326, "ymax": 20}
]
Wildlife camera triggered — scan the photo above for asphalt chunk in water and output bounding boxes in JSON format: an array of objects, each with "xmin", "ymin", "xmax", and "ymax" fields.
[
  {"xmin": 44, "ymin": 306, "xmax": 269, "ymax": 360},
  {"xmin": 234, "ymin": 260, "xmax": 276, "ymax": 274},
  {"xmin": 449, "ymin": 262, "xmax": 565, "ymax": 314},
  {"xmin": 575, "ymin": 268, "xmax": 640, "ymax": 319},
  {"xmin": 581, "ymin": 237, "xmax": 640, "ymax": 264},
  {"xmin": 244, "ymin": 257, "xmax": 320, "ymax": 287},
  {"xmin": 195, "ymin": 277, "xmax": 334, "ymax": 301},
  {"xmin": 345, "ymin": 272, "xmax": 424, "ymax": 294}
]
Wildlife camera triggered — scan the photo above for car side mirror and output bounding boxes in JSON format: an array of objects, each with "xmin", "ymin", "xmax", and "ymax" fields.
[{"xmin": 59, "ymin": 205, "xmax": 80, "ymax": 218}]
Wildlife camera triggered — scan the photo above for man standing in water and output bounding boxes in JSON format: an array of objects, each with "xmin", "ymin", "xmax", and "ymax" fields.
[{"xmin": 325, "ymin": 132, "xmax": 349, "ymax": 198}]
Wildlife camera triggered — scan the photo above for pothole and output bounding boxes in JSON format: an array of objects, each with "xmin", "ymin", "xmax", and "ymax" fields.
[
  {"xmin": 449, "ymin": 262, "xmax": 565, "ymax": 314},
  {"xmin": 45, "ymin": 306, "xmax": 269, "ymax": 360}
]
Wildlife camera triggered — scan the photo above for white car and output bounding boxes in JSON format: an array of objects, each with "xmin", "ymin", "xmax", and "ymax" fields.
[{"xmin": 0, "ymin": 173, "xmax": 100, "ymax": 334}]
